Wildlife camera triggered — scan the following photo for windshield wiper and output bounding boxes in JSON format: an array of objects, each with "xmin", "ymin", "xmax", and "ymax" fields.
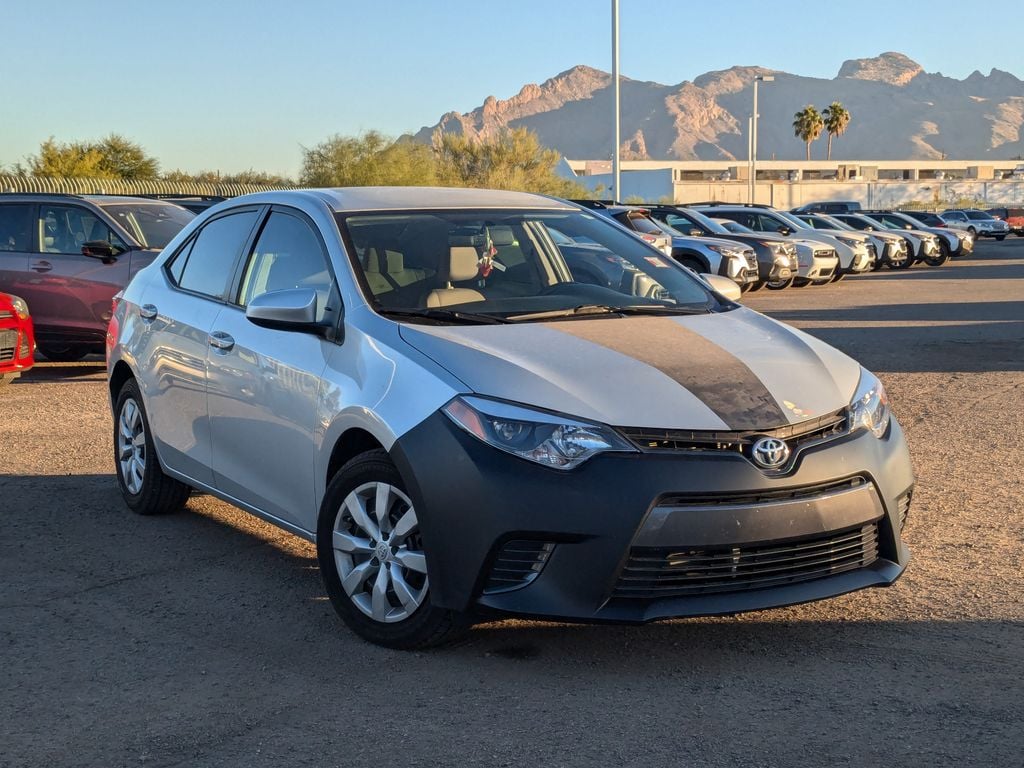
[
  {"xmin": 507, "ymin": 304, "xmax": 710, "ymax": 322},
  {"xmin": 377, "ymin": 308, "xmax": 511, "ymax": 325}
]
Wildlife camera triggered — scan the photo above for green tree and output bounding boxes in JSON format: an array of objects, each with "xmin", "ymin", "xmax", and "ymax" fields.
[
  {"xmin": 27, "ymin": 138, "xmax": 110, "ymax": 177},
  {"xmin": 433, "ymin": 127, "xmax": 585, "ymax": 197},
  {"xmin": 299, "ymin": 131, "xmax": 437, "ymax": 187},
  {"xmin": 26, "ymin": 135, "xmax": 159, "ymax": 179},
  {"xmin": 93, "ymin": 134, "xmax": 159, "ymax": 179},
  {"xmin": 822, "ymin": 102, "xmax": 851, "ymax": 161},
  {"xmin": 792, "ymin": 106, "xmax": 824, "ymax": 161}
]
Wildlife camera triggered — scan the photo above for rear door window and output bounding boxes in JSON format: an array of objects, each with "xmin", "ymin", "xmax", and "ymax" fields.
[
  {"xmin": 0, "ymin": 204, "xmax": 32, "ymax": 251},
  {"xmin": 171, "ymin": 210, "xmax": 259, "ymax": 299}
]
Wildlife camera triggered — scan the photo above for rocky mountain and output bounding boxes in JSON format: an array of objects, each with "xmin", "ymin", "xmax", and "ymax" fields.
[{"xmin": 414, "ymin": 53, "xmax": 1024, "ymax": 161}]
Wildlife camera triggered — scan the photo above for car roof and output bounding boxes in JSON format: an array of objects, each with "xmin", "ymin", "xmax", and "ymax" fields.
[
  {"xmin": 0, "ymin": 193, "xmax": 182, "ymax": 205},
  {"xmin": 228, "ymin": 187, "xmax": 578, "ymax": 213}
]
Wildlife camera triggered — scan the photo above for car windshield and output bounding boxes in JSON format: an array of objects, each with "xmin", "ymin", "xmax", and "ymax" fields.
[
  {"xmin": 861, "ymin": 215, "xmax": 896, "ymax": 230},
  {"xmin": 820, "ymin": 215, "xmax": 855, "ymax": 231},
  {"xmin": 966, "ymin": 211, "xmax": 993, "ymax": 221},
  {"xmin": 673, "ymin": 208, "xmax": 731, "ymax": 235},
  {"xmin": 100, "ymin": 203, "xmax": 195, "ymax": 249},
  {"xmin": 774, "ymin": 210, "xmax": 813, "ymax": 230},
  {"xmin": 337, "ymin": 209, "xmax": 719, "ymax": 322},
  {"xmin": 716, "ymin": 218, "xmax": 755, "ymax": 234}
]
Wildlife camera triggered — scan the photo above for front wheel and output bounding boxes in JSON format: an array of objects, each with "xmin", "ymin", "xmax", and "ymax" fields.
[
  {"xmin": 114, "ymin": 379, "xmax": 191, "ymax": 515},
  {"xmin": 924, "ymin": 241, "xmax": 950, "ymax": 267},
  {"xmin": 317, "ymin": 450, "xmax": 469, "ymax": 649},
  {"xmin": 888, "ymin": 251, "xmax": 913, "ymax": 269},
  {"xmin": 765, "ymin": 276, "xmax": 794, "ymax": 290},
  {"xmin": 995, "ymin": 235, "xmax": 1006, "ymax": 241},
  {"xmin": 745, "ymin": 280, "xmax": 765, "ymax": 292}
]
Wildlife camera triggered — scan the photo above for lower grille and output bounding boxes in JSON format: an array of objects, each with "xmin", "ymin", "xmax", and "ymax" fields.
[
  {"xmin": 896, "ymin": 490, "xmax": 912, "ymax": 531},
  {"xmin": 0, "ymin": 329, "xmax": 16, "ymax": 361},
  {"xmin": 483, "ymin": 540, "xmax": 555, "ymax": 594},
  {"xmin": 613, "ymin": 522, "xmax": 880, "ymax": 599}
]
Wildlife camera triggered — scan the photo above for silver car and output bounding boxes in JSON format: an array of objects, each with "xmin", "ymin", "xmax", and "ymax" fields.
[{"xmin": 107, "ymin": 188, "xmax": 913, "ymax": 648}]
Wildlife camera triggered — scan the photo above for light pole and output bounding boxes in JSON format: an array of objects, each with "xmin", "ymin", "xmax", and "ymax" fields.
[
  {"xmin": 751, "ymin": 74, "xmax": 773, "ymax": 204},
  {"xmin": 612, "ymin": 0, "xmax": 620, "ymax": 202}
]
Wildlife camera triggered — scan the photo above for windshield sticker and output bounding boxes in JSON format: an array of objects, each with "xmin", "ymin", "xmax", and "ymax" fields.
[{"xmin": 644, "ymin": 257, "xmax": 670, "ymax": 268}]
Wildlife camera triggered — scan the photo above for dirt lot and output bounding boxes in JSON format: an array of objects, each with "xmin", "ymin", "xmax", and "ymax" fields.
[{"xmin": 2, "ymin": 239, "xmax": 1022, "ymax": 768}]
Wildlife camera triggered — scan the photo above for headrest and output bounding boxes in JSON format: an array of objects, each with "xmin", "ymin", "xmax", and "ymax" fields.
[
  {"xmin": 488, "ymin": 226, "xmax": 515, "ymax": 246},
  {"xmin": 364, "ymin": 248, "xmax": 404, "ymax": 274},
  {"xmin": 448, "ymin": 246, "xmax": 480, "ymax": 282}
]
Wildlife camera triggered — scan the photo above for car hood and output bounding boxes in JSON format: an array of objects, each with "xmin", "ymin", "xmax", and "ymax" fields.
[{"xmin": 398, "ymin": 308, "xmax": 861, "ymax": 431}]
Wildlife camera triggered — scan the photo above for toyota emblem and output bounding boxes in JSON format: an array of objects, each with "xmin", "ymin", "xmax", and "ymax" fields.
[{"xmin": 751, "ymin": 437, "xmax": 791, "ymax": 469}]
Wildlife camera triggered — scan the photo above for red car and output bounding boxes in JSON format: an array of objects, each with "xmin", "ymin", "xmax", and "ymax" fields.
[{"xmin": 0, "ymin": 292, "xmax": 35, "ymax": 385}]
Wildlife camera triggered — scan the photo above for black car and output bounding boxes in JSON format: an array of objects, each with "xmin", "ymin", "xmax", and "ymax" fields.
[
  {"xmin": 643, "ymin": 205, "xmax": 797, "ymax": 290},
  {"xmin": 792, "ymin": 201, "xmax": 862, "ymax": 215}
]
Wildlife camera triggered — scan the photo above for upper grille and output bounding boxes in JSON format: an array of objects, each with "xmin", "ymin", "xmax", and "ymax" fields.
[
  {"xmin": 620, "ymin": 407, "xmax": 849, "ymax": 468},
  {"xmin": 613, "ymin": 521, "xmax": 880, "ymax": 599},
  {"xmin": 0, "ymin": 310, "xmax": 13, "ymax": 319},
  {"xmin": 483, "ymin": 540, "xmax": 555, "ymax": 594},
  {"xmin": 0, "ymin": 329, "xmax": 17, "ymax": 361}
]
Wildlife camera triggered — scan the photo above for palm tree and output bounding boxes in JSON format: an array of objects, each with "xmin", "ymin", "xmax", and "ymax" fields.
[
  {"xmin": 822, "ymin": 102, "xmax": 851, "ymax": 160},
  {"xmin": 793, "ymin": 106, "xmax": 824, "ymax": 161}
]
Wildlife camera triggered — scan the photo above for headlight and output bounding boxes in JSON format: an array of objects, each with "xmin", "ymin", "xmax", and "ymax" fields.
[
  {"xmin": 705, "ymin": 244, "xmax": 742, "ymax": 257},
  {"xmin": 8, "ymin": 295, "xmax": 30, "ymax": 320},
  {"xmin": 849, "ymin": 369, "xmax": 890, "ymax": 439},
  {"xmin": 835, "ymin": 235, "xmax": 861, "ymax": 247},
  {"xmin": 443, "ymin": 396, "xmax": 636, "ymax": 470}
]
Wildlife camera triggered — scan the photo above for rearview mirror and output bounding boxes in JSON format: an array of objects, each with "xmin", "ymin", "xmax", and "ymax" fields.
[
  {"xmin": 701, "ymin": 274, "xmax": 742, "ymax": 302},
  {"xmin": 246, "ymin": 288, "xmax": 322, "ymax": 332}
]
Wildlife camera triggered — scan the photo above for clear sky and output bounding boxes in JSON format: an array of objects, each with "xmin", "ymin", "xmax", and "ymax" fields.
[{"xmin": 2, "ymin": 0, "xmax": 1021, "ymax": 177}]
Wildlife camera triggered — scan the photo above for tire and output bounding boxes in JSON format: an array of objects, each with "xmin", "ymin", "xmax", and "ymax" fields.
[
  {"xmin": 888, "ymin": 251, "xmax": 913, "ymax": 270},
  {"xmin": 968, "ymin": 227, "xmax": 977, "ymax": 237},
  {"xmin": 679, "ymin": 257, "xmax": 706, "ymax": 275},
  {"xmin": 745, "ymin": 280, "xmax": 765, "ymax": 292},
  {"xmin": 924, "ymin": 241, "xmax": 950, "ymax": 267},
  {"xmin": 793, "ymin": 277, "xmax": 813, "ymax": 288},
  {"xmin": 995, "ymin": 235, "xmax": 1006, "ymax": 241},
  {"xmin": 38, "ymin": 343, "xmax": 89, "ymax": 362},
  {"xmin": 766, "ymin": 276, "xmax": 794, "ymax": 290},
  {"xmin": 113, "ymin": 379, "xmax": 191, "ymax": 515},
  {"xmin": 830, "ymin": 269, "xmax": 846, "ymax": 283},
  {"xmin": 316, "ymin": 449, "xmax": 469, "ymax": 649}
]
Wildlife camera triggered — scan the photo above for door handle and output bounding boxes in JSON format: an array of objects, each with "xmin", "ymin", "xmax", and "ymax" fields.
[
  {"xmin": 208, "ymin": 331, "xmax": 235, "ymax": 351},
  {"xmin": 139, "ymin": 304, "xmax": 158, "ymax": 320},
  {"xmin": 30, "ymin": 261, "xmax": 52, "ymax": 273}
]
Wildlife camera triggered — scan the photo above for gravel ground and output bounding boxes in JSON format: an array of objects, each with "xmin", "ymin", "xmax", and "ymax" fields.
[{"xmin": 1, "ymin": 239, "xmax": 1022, "ymax": 768}]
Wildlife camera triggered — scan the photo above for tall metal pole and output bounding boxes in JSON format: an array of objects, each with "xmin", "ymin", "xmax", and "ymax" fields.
[
  {"xmin": 747, "ymin": 117, "xmax": 753, "ymax": 204},
  {"xmin": 751, "ymin": 79, "xmax": 759, "ymax": 204},
  {"xmin": 612, "ymin": 0, "xmax": 620, "ymax": 202}
]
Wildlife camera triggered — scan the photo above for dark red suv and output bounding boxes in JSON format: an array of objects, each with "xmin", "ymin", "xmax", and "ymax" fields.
[{"xmin": 0, "ymin": 195, "xmax": 194, "ymax": 361}]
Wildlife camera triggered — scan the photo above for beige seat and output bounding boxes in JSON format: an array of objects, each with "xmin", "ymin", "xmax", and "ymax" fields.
[
  {"xmin": 363, "ymin": 248, "xmax": 431, "ymax": 296},
  {"xmin": 425, "ymin": 247, "xmax": 485, "ymax": 307}
]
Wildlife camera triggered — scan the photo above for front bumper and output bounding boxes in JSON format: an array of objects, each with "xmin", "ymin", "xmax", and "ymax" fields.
[{"xmin": 391, "ymin": 411, "xmax": 914, "ymax": 623}]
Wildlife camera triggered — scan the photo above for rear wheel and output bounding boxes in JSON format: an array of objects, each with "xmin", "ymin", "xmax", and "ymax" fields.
[
  {"xmin": 317, "ymin": 450, "xmax": 469, "ymax": 649},
  {"xmin": 38, "ymin": 343, "xmax": 89, "ymax": 362},
  {"xmin": 678, "ymin": 257, "xmax": 706, "ymax": 275},
  {"xmin": 113, "ymin": 379, "xmax": 191, "ymax": 515}
]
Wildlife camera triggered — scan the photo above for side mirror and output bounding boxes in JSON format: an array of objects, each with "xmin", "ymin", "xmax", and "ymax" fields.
[
  {"xmin": 777, "ymin": 226, "xmax": 791, "ymax": 236},
  {"xmin": 690, "ymin": 228, "xmax": 703, "ymax": 237},
  {"xmin": 246, "ymin": 288, "xmax": 322, "ymax": 333},
  {"xmin": 702, "ymin": 273, "xmax": 742, "ymax": 302},
  {"xmin": 82, "ymin": 240, "xmax": 120, "ymax": 262}
]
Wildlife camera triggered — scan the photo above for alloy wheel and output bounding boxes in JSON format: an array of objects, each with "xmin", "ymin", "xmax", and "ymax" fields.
[
  {"xmin": 333, "ymin": 482, "xmax": 428, "ymax": 623},
  {"xmin": 117, "ymin": 398, "xmax": 146, "ymax": 495}
]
